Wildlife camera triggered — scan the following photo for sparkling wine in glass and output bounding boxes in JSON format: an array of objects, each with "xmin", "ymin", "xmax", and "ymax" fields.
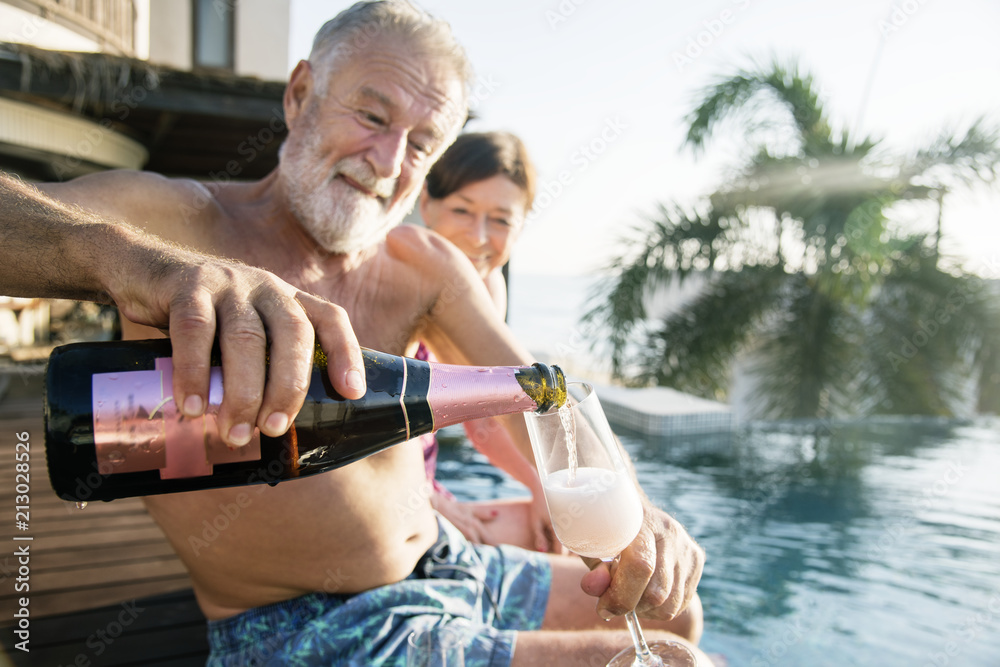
[{"xmin": 523, "ymin": 382, "xmax": 697, "ymax": 667}]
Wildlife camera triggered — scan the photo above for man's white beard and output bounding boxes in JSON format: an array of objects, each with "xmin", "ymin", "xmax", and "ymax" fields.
[{"xmin": 281, "ymin": 142, "xmax": 416, "ymax": 254}]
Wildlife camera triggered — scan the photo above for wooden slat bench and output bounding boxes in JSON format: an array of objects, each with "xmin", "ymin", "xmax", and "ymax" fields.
[
  {"xmin": 0, "ymin": 388, "xmax": 209, "ymax": 665},
  {"xmin": 1, "ymin": 589, "xmax": 208, "ymax": 666}
]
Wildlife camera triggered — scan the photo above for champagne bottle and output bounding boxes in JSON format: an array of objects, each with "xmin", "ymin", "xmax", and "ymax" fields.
[{"xmin": 44, "ymin": 338, "xmax": 566, "ymax": 502}]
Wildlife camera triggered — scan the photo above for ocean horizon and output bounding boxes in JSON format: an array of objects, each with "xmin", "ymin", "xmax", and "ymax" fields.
[{"xmin": 506, "ymin": 271, "xmax": 611, "ymax": 382}]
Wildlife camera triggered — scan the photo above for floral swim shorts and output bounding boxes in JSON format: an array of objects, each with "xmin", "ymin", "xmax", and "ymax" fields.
[{"xmin": 206, "ymin": 515, "xmax": 552, "ymax": 667}]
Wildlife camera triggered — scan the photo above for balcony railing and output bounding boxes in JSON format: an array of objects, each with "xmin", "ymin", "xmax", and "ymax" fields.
[{"xmin": 7, "ymin": 0, "xmax": 136, "ymax": 57}]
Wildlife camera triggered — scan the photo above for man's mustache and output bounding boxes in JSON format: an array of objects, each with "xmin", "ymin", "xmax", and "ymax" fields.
[{"xmin": 332, "ymin": 160, "xmax": 396, "ymax": 200}]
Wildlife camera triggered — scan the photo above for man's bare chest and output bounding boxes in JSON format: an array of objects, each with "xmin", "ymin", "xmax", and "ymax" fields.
[{"xmin": 260, "ymin": 260, "xmax": 429, "ymax": 356}]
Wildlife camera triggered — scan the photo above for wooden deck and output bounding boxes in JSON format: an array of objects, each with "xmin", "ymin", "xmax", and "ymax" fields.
[{"xmin": 0, "ymin": 376, "xmax": 207, "ymax": 665}]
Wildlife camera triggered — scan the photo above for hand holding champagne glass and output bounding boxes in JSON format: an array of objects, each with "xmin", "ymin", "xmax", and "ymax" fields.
[{"xmin": 524, "ymin": 383, "xmax": 697, "ymax": 667}]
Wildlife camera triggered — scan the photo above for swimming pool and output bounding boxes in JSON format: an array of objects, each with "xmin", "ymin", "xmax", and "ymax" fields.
[{"xmin": 435, "ymin": 416, "xmax": 1000, "ymax": 666}]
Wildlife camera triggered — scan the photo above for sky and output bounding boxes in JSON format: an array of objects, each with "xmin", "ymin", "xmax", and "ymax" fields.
[{"xmin": 289, "ymin": 0, "xmax": 1000, "ymax": 279}]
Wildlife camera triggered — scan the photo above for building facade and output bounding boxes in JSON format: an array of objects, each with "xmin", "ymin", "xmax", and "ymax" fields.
[{"xmin": 0, "ymin": 0, "xmax": 291, "ymax": 180}]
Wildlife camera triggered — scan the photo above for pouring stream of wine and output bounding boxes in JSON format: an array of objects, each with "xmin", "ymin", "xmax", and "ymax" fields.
[{"xmin": 558, "ymin": 403, "xmax": 577, "ymax": 486}]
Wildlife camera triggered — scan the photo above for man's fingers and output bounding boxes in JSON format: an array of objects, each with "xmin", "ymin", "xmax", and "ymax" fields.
[
  {"xmin": 152, "ymin": 264, "xmax": 362, "ymax": 446},
  {"xmin": 253, "ymin": 292, "xmax": 315, "ymax": 437},
  {"xmin": 636, "ymin": 558, "xmax": 679, "ymax": 618},
  {"xmin": 167, "ymin": 291, "xmax": 217, "ymax": 419},
  {"xmin": 662, "ymin": 563, "xmax": 687, "ymax": 618},
  {"xmin": 298, "ymin": 292, "xmax": 365, "ymax": 399},
  {"xmin": 580, "ymin": 561, "xmax": 612, "ymax": 598},
  {"xmin": 215, "ymin": 302, "xmax": 268, "ymax": 447},
  {"xmin": 669, "ymin": 542, "xmax": 704, "ymax": 615},
  {"xmin": 641, "ymin": 519, "xmax": 704, "ymax": 620},
  {"xmin": 598, "ymin": 528, "xmax": 656, "ymax": 618}
]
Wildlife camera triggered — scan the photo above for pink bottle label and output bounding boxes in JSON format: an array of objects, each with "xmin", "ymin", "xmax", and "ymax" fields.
[
  {"xmin": 92, "ymin": 370, "xmax": 168, "ymax": 474},
  {"xmin": 92, "ymin": 358, "xmax": 261, "ymax": 479}
]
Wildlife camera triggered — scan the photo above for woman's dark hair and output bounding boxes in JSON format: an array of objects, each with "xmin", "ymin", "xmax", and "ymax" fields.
[{"xmin": 425, "ymin": 131, "xmax": 536, "ymax": 210}]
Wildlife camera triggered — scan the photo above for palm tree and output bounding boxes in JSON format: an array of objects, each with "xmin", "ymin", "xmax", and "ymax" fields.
[{"xmin": 584, "ymin": 60, "xmax": 1000, "ymax": 419}]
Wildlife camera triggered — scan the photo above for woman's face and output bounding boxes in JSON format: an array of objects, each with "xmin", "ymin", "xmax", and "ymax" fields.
[{"xmin": 420, "ymin": 174, "xmax": 526, "ymax": 279}]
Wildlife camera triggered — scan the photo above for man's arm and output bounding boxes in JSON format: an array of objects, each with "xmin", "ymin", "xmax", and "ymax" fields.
[{"xmin": 0, "ymin": 172, "xmax": 366, "ymax": 446}]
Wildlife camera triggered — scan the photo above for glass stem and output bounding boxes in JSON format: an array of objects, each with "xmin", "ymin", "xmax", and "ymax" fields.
[{"xmin": 623, "ymin": 609, "xmax": 662, "ymax": 667}]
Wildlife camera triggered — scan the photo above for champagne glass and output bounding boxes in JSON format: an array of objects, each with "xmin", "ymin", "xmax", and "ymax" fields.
[
  {"xmin": 406, "ymin": 627, "xmax": 465, "ymax": 666},
  {"xmin": 523, "ymin": 382, "xmax": 697, "ymax": 667}
]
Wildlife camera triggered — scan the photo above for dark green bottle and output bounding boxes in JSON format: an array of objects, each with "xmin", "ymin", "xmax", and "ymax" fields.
[{"xmin": 44, "ymin": 338, "xmax": 566, "ymax": 502}]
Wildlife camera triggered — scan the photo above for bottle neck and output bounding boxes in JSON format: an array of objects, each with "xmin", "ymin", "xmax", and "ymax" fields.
[{"xmin": 425, "ymin": 362, "xmax": 548, "ymax": 429}]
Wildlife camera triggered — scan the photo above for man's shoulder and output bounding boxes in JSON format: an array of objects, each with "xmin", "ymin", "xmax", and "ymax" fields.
[
  {"xmin": 42, "ymin": 169, "xmax": 200, "ymax": 200},
  {"xmin": 41, "ymin": 170, "xmax": 223, "ymax": 240}
]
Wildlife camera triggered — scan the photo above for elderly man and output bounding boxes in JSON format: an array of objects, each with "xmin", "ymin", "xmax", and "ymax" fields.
[{"xmin": 7, "ymin": 2, "xmax": 709, "ymax": 665}]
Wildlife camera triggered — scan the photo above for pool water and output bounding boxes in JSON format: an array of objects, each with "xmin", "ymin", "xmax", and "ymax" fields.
[{"xmin": 435, "ymin": 417, "xmax": 1000, "ymax": 666}]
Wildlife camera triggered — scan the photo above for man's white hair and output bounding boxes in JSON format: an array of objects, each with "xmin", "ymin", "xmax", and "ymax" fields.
[{"xmin": 309, "ymin": 0, "xmax": 473, "ymax": 110}]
